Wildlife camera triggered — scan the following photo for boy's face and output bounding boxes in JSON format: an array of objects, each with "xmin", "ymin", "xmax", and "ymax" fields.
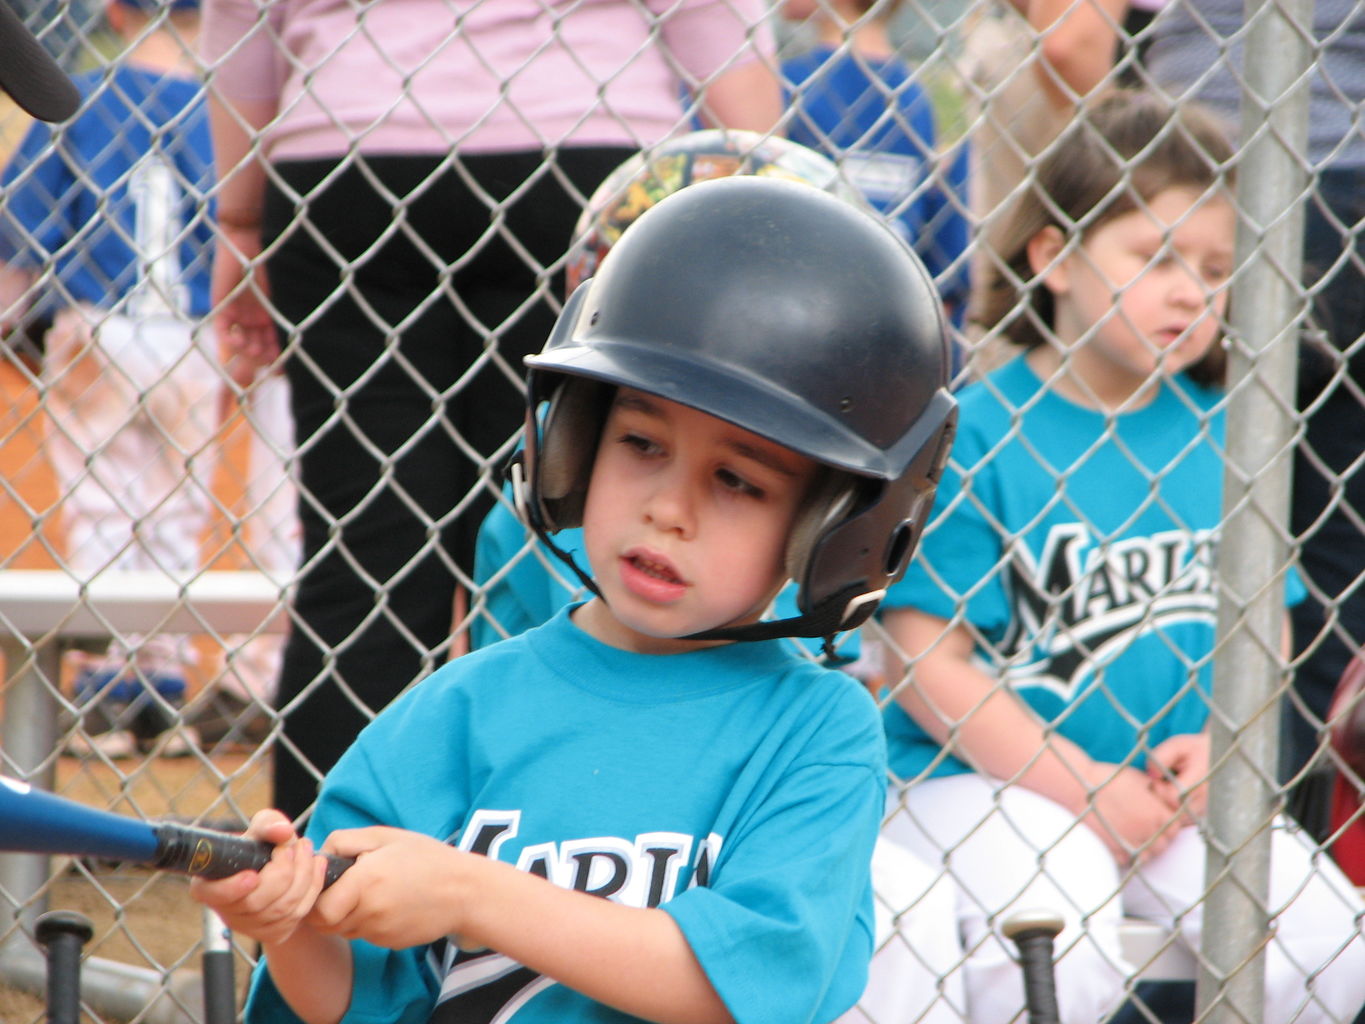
[{"xmin": 575, "ymin": 389, "xmax": 819, "ymax": 654}]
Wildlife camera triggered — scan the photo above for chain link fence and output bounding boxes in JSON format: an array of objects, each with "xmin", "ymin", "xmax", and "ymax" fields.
[{"xmin": 1, "ymin": 0, "xmax": 1362, "ymax": 1021}]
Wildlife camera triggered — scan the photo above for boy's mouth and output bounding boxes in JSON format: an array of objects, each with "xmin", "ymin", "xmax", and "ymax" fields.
[
  {"xmin": 618, "ymin": 547, "xmax": 689, "ymax": 603},
  {"xmin": 628, "ymin": 554, "xmax": 682, "ymax": 585}
]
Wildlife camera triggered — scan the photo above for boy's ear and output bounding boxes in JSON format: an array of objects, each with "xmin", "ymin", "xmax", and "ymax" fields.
[{"xmin": 1026, "ymin": 225, "xmax": 1069, "ymax": 297}]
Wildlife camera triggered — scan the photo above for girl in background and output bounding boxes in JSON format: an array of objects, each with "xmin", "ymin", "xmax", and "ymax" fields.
[{"xmin": 879, "ymin": 90, "xmax": 1365, "ymax": 1024}]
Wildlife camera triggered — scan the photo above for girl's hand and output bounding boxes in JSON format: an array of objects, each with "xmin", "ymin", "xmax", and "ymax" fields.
[
  {"xmin": 1081, "ymin": 763, "xmax": 1184, "ymax": 865},
  {"xmin": 311, "ymin": 827, "xmax": 474, "ymax": 950},
  {"xmin": 188, "ymin": 810, "xmax": 328, "ymax": 947},
  {"xmin": 1147, "ymin": 732, "xmax": 1211, "ymax": 822}
]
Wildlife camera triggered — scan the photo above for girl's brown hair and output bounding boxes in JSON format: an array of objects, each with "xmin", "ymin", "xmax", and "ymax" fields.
[{"xmin": 977, "ymin": 89, "xmax": 1237, "ymax": 387}]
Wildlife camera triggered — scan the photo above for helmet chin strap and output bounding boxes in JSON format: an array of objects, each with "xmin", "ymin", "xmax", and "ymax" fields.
[
  {"xmin": 512, "ymin": 458, "xmax": 883, "ymax": 661},
  {"xmin": 511, "ymin": 457, "xmax": 604, "ymax": 604},
  {"xmin": 683, "ymin": 586, "xmax": 885, "ymax": 661}
]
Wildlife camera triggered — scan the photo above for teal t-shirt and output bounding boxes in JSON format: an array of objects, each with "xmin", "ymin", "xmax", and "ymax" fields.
[
  {"xmin": 246, "ymin": 606, "xmax": 886, "ymax": 1024},
  {"xmin": 882, "ymin": 356, "xmax": 1303, "ymax": 783}
]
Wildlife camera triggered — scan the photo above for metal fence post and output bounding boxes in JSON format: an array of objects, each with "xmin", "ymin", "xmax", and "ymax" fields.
[
  {"xmin": 1198, "ymin": 1, "xmax": 1315, "ymax": 1022},
  {"xmin": 0, "ymin": 635, "xmax": 59, "ymax": 942}
]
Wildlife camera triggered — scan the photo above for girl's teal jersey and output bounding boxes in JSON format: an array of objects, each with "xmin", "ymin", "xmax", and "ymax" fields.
[{"xmin": 883, "ymin": 356, "xmax": 1302, "ymax": 782}]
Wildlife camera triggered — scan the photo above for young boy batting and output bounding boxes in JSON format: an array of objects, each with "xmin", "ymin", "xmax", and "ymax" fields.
[{"xmin": 191, "ymin": 175, "xmax": 957, "ymax": 1024}]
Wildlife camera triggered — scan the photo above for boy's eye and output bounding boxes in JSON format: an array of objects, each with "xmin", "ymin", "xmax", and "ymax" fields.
[
  {"xmin": 618, "ymin": 432, "xmax": 662, "ymax": 457},
  {"xmin": 716, "ymin": 467, "xmax": 764, "ymax": 499}
]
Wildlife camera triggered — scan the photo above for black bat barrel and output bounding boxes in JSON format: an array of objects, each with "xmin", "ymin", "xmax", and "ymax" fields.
[{"xmin": 36, "ymin": 909, "xmax": 94, "ymax": 1024}]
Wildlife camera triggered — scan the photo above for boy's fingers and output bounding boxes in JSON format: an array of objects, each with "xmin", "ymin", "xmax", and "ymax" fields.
[
  {"xmin": 322, "ymin": 826, "xmax": 404, "ymax": 859},
  {"xmin": 1149, "ymin": 778, "xmax": 1180, "ymax": 809},
  {"xmin": 309, "ymin": 872, "xmax": 362, "ymax": 933},
  {"xmin": 189, "ymin": 869, "xmax": 262, "ymax": 912},
  {"xmin": 248, "ymin": 809, "xmax": 299, "ymax": 844},
  {"xmin": 280, "ymin": 839, "xmax": 325, "ymax": 912}
]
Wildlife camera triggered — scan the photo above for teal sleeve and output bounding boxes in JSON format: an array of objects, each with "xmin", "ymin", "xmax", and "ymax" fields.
[
  {"xmin": 1287, "ymin": 565, "xmax": 1307, "ymax": 607},
  {"xmin": 661, "ymin": 692, "xmax": 886, "ymax": 1024}
]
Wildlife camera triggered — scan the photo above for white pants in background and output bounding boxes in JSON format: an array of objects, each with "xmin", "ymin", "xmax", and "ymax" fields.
[
  {"xmin": 838, "ymin": 836, "xmax": 967, "ymax": 1024},
  {"xmin": 883, "ymin": 774, "xmax": 1365, "ymax": 1024},
  {"xmin": 44, "ymin": 308, "xmax": 220, "ymax": 585},
  {"xmin": 43, "ymin": 306, "xmax": 299, "ymax": 746},
  {"xmin": 222, "ymin": 368, "xmax": 298, "ymax": 704}
]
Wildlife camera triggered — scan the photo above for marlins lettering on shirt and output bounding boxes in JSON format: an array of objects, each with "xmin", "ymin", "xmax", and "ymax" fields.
[
  {"xmin": 459, "ymin": 809, "xmax": 719, "ymax": 909},
  {"xmin": 994, "ymin": 523, "xmax": 1219, "ymax": 702},
  {"xmin": 428, "ymin": 810, "xmax": 722, "ymax": 1022}
]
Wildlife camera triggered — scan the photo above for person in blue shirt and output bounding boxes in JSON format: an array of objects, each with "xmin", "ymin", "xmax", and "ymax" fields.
[
  {"xmin": 189, "ymin": 175, "xmax": 957, "ymax": 1024},
  {"xmin": 780, "ymin": 0, "xmax": 971, "ymax": 331},
  {"xmin": 880, "ymin": 90, "xmax": 1365, "ymax": 1024},
  {"xmin": 0, "ymin": 0, "xmax": 218, "ymax": 758}
]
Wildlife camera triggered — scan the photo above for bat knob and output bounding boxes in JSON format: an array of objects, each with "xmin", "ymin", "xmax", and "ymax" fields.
[
  {"xmin": 35, "ymin": 909, "xmax": 94, "ymax": 948},
  {"xmin": 1002, "ymin": 907, "xmax": 1065, "ymax": 1024},
  {"xmin": 1002, "ymin": 907, "xmax": 1065, "ymax": 943}
]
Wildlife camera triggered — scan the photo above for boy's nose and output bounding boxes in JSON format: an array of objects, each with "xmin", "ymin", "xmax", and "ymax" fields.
[{"xmin": 642, "ymin": 473, "xmax": 695, "ymax": 538}]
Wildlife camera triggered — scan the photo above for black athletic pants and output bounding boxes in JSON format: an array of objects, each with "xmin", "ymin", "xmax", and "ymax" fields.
[{"xmin": 264, "ymin": 147, "xmax": 633, "ymax": 819}]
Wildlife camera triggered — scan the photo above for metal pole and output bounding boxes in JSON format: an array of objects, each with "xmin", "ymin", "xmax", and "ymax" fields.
[
  {"xmin": 201, "ymin": 907, "xmax": 237, "ymax": 1024},
  {"xmin": 0, "ymin": 636, "xmax": 60, "ymax": 939},
  {"xmin": 1198, "ymin": 1, "xmax": 1314, "ymax": 1023}
]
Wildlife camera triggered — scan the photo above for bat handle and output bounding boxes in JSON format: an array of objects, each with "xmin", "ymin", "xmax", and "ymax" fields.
[
  {"xmin": 1002, "ymin": 907, "xmax": 1065, "ymax": 1024},
  {"xmin": 36, "ymin": 909, "xmax": 94, "ymax": 1024},
  {"xmin": 151, "ymin": 822, "xmax": 355, "ymax": 887}
]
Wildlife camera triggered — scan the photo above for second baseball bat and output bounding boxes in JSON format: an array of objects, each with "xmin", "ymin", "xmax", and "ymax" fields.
[
  {"xmin": 0, "ymin": 776, "xmax": 352, "ymax": 886},
  {"xmin": 1003, "ymin": 908, "xmax": 1065, "ymax": 1024}
]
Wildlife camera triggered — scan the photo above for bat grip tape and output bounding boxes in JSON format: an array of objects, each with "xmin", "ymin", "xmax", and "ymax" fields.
[
  {"xmin": 151, "ymin": 823, "xmax": 353, "ymax": 887},
  {"xmin": 1014, "ymin": 932, "xmax": 1062, "ymax": 1024}
]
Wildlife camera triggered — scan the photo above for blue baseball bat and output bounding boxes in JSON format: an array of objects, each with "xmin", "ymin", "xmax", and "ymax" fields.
[{"xmin": 0, "ymin": 776, "xmax": 352, "ymax": 886}]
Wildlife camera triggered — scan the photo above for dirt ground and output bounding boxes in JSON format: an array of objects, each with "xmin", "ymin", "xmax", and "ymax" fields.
[{"xmin": 1, "ymin": 354, "xmax": 274, "ymax": 1022}]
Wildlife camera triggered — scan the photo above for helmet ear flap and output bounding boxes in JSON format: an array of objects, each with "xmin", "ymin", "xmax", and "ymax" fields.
[
  {"xmin": 536, "ymin": 378, "xmax": 613, "ymax": 532},
  {"xmin": 786, "ymin": 471, "xmax": 857, "ymax": 602}
]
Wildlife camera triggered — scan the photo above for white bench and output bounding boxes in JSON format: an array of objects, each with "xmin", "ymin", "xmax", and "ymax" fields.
[
  {"xmin": 0, "ymin": 568, "xmax": 289, "ymax": 639},
  {"xmin": 1120, "ymin": 917, "xmax": 1199, "ymax": 983}
]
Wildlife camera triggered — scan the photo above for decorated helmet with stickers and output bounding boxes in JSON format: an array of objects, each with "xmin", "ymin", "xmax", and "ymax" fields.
[
  {"xmin": 521, "ymin": 165, "xmax": 956, "ymax": 645},
  {"xmin": 565, "ymin": 129, "xmax": 860, "ymax": 294}
]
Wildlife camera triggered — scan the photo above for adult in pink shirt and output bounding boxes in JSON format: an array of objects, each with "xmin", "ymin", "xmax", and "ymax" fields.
[{"xmin": 201, "ymin": 0, "xmax": 781, "ymax": 819}]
